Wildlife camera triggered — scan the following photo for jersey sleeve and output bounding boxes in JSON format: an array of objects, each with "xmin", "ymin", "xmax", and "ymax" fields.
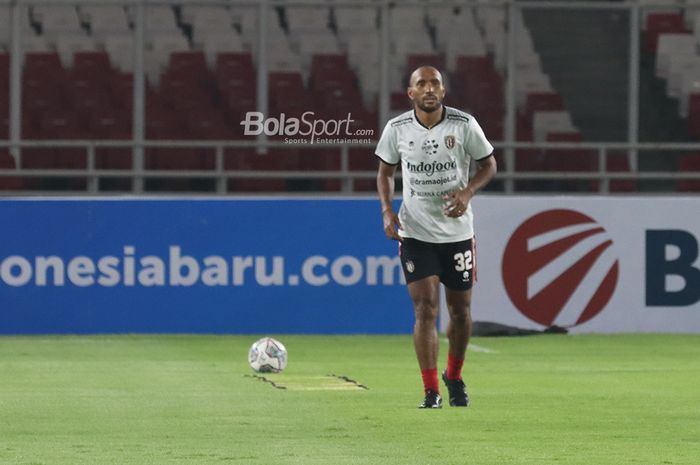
[
  {"xmin": 465, "ymin": 117, "xmax": 494, "ymax": 161},
  {"xmin": 374, "ymin": 122, "xmax": 400, "ymax": 165}
]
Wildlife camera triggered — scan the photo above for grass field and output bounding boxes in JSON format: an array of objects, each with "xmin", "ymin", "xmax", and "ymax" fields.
[{"xmin": 1, "ymin": 334, "xmax": 699, "ymax": 465}]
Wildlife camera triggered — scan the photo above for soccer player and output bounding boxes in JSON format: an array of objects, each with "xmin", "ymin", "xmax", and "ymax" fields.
[{"xmin": 375, "ymin": 66, "xmax": 497, "ymax": 408}]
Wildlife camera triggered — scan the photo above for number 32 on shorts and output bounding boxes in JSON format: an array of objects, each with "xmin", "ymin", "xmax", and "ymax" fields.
[{"xmin": 453, "ymin": 251, "xmax": 473, "ymax": 272}]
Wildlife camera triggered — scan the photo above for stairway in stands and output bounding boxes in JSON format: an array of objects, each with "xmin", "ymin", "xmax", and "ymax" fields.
[
  {"xmin": 522, "ymin": 7, "xmax": 630, "ymax": 142},
  {"xmin": 523, "ymin": 6, "xmax": 693, "ymax": 191}
]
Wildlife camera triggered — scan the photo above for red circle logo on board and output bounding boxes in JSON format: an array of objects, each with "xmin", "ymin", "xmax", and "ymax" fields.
[{"xmin": 502, "ymin": 209, "xmax": 619, "ymax": 327}]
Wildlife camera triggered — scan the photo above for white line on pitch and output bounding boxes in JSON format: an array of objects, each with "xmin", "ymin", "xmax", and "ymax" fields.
[{"xmin": 441, "ymin": 339, "xmax": 497, "ymax": 353}]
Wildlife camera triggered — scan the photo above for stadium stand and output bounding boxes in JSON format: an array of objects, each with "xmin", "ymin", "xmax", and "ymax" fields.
[{"xmin": 4, "ymin": 1, "xmax": 688, "ymax": 194}]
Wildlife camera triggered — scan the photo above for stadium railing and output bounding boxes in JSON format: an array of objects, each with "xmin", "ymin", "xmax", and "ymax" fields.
[{"xmin": 1, "ymin": 139, "xmax": 699, "ymax": 195}]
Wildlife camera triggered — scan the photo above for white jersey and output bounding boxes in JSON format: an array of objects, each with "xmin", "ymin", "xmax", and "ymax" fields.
[{"xmin": 375, "ymin": 106, "xmax": 494, "ymax": 243}]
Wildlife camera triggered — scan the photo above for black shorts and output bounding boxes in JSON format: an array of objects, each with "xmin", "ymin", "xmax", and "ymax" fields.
[{"xmin": 399, "ymin": 237, "xmax": 477, "ymax": 291}]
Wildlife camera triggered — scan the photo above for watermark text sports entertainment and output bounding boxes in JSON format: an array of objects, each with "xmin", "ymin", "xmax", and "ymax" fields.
[
  {"xmin": 0, "ymin": 246, "xmax": 404, "ymax": 288},
  {"xmin": 240, "ymin": 111, "xmax": 374, "ymax": 143}
]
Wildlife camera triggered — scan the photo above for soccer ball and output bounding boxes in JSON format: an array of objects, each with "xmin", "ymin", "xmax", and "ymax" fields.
[{"xmin": 248, "ymin": 337, "xmax": 288, "ymax": 373}]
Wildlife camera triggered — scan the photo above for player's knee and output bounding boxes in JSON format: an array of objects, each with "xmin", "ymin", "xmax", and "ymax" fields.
[
  {"xmin": 413, "ymin": 298, "xmax": 438, "ymax": 323},
  {"xmin": 448, "ymin": 304, "xmax": 472, "ymax": 324}
]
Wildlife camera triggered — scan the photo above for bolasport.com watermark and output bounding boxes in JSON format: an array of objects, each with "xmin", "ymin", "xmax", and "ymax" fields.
[{"xmin": 240, "ymin": 111, "xmax": 374, "ymax": 144}]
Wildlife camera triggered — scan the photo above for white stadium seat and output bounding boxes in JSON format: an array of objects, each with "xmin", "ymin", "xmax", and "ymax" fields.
[
  {"xmin": 55, "ymin": 34, "xmax": 97, "ymax": 67},
  {"xmin": 103, "ymin": 35, "xmax": 133, "ymax": 72},
  {"xmin": 21, "ymin": 34, "xmax": 51, "ymax": 53},
  {"xmin": 678, "ymin": 65, "xmax": 700, "ymax": 117},
  {"xmin": 334, "ymin": 6, "xmax": 377, "ymax": 34},
  {"xmin": 533, "ymin": 111, "xmax": 577, "ymax": 142},
  {"xmin": 286, "ymin": 6, "xmax": 331, "ymax": 33},
  {"xmin": 516, "ymin": 70, "xmax": 553, "ymax": 109},
  {"xmin": 84, "ymin": 7, "xmax": 131, "ymax": 39},
  {"xmin": 33, "ymin": 6, "xmax": 84, "ymax": 38},
  {"xmin": 181, "ymin": 6, "xmax": 230, "ymax": 26},
  {"xmin": 667, "ymin": 54, "xmax": 700, "ymax": 98},
  {"xmin": 656, "ymin": 33, "xmax": 696, "ymax": 79},
  {"xmin": 200, "ymin": 32, "xmax": 246, "ymax": 68},
  {"xmin": 389, "ymin": 6, "xmax": 426, "ymax": 31}
]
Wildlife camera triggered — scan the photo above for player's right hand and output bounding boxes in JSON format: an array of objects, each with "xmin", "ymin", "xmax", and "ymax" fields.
[{"xmin": 382, "ymin": 210, "xmax": 403, "ymax": 241}]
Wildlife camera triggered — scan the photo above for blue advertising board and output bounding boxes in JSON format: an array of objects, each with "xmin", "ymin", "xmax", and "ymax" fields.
[{"xmin": 0, "ymin": 198, "xmax": 412, "ymax": 334}]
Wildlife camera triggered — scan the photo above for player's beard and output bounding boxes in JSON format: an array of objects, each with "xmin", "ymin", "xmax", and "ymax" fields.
[{"xmin": 415, "ymin": 97, "xmax": 442, "ymax": 113}]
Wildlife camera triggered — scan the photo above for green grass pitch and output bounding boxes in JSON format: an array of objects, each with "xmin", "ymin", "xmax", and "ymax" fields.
[{"xmin": 1, "ymin": 334, "xmax": 699, "ymax": 465}]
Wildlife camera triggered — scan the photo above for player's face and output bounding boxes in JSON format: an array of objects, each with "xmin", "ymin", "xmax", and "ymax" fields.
[{"xmin": 408, "ymin": 70, "xmax": 446, "ymax": 113}]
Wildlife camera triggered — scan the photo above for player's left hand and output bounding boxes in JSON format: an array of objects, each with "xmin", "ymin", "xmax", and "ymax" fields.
[{"xmin": 442, "ymin": 187, "xmax": 474, "ymax": 218}]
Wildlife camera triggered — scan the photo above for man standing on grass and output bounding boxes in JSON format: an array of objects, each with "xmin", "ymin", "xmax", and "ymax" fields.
[{"xmin": 375, "ymin": 66, "xmax": 497, "ymax": 408}]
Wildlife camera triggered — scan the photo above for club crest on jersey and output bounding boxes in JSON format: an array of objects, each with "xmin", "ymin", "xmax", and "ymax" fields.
[{"xmin": 445, "ymin": 135, "xmax": 455, "ymax": 149}]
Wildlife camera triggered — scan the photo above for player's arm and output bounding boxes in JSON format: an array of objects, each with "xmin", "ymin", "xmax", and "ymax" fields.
[
  {"xmin": 377, "ymin": 160, "xmax": 402, "ymax": 241},
  {"xmin": 468, "ymin": 154, "xmax": 497, "ymax": 194},
  {"xmin": 444, "ymin": 155, "xmax": 497, "ymax": 217}
]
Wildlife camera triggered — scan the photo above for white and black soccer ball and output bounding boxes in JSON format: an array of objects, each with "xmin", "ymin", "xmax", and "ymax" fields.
[{"xmin": 248, "ymin": 337, "xmax": 288, "ymax": 373}]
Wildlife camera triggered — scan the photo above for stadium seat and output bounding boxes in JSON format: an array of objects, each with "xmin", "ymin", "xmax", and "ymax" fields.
[
  {"xmin": 606, "ymin": 151, "xmax": 637, "ymax": 192},
  {"xmin": 295, "ymin": 148, "xmax": 342, "ymax": 191},
  {"xmin": 348, "ymin": 148, "xmax": 378, "ymax": 192},
  {"xmin": 677, "ymin": 153, "xmax": 700, "ymax": 191},
  {"xmin": 168, "ymin": 51, "xmax": 208, "ymax": 79},
  {"xmin": 72, "ymin": 51, "xmax": 112, "ymax": 77},
  {"xmin": 90, "ymin": 109, "xmax": 132, "ymax": 191},
  {"xmin": 532, "ymin": 111, "xmax": 577, "ymax": 142},
  {"xmin": 544, "ymin": 132, "xmax": 598, "ymax": 192},
  {"xmin": 200, "ymin": 33, "xmax": 246, "ymax": 67},
  {"xmin": 645, "ymin": 13, "xmax": 687, "ymax": 53},
  {"xmin": 389, "ymin": 6, "xmax": 426, "ymax": 32},
  {"xmin": 686, "ymin": 94, "xmax": 700, "ymax": 137},
  {"xmin": 522, "ymin": 92, "xmax": 565, "ymax": 120},
  {"xmin": 224, "ymin": 148, "xmax": 291, "ymax": 192},
  {"xmin": 285, "ymin": 6, "xmax": 331, "ymax": 34},
  {"xmin": 655, "ymin": 33, "xmax": 696, "ymax": 79},
  {"xmin": 0, "ymin": 151, "xmax": 22, "ymax": 190},
  {"xmin": 80, "ymin": 5, "xmax": 130, "ymax": 38},
  {"xmin": 102, "ymin": 35, "xmax": 134, "ymax": 72},
  {"xmin": 334, "ymin": 6, "xmax": 377, "ymax": 36},
  {"xmin": 54, "ymin": 35, "xmax": 97, "ymax": 68},
  {"xmin": 33, "ymin": 6, "xmax": 84, "ymax": 40},
  {"xmin": 185, "ymin": 107, "xmax": 231, "ymax": 140}
]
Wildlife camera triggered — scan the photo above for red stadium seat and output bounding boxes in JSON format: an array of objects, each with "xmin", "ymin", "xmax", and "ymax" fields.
[
  {"xmin": 216, "ymin": 53, "xmax": 254, "ymax": 72},
  {"xmin": 349, "ymin": 148, "xmax": 378, "ymax": 192},
  {"xmin": 72, "ymin": 51, "xmax": 112, "ymax": 80},
  {"xmin": 24, "ymin": 52, "xmax": 64, "ymax": 78},
  {"xmin": 677, "ymin": 153, "xmax": 700, "ymax": 192},
  {"xmin": 645, "ymin": 13, "xmax": 687, "ymax": 53},
  {"xmin": 544, "ymin": 132, "xmax": 597, "ymax": 191},
  {"xmin": 391, "ymin": 91, "xmax": 410, "ymax": 110},
  {"xmin": 606, "ymin": 151, "xmax": 636, "ymax": 192},
  {"xmin": 109, "ymin": 72, "xmax": 134, "ymax": 108},
  {"xmin": 311, "ymin": 54, "xmax": 351, "ymax": 75},
  {"xmin": 215, "ymin": 53, "xmax": 255, "ymax": 96},
  {"xmin": 297, "ymin": 148, "xmax": 342, "ymax": 191},
  {"xmin": 523, "ymin": 92, "xmax": 565, "ymax": 120},
  {"xmin": 454, "ymin": 56, "xmax": 496, "ymax": 77},
  {"xmin": 91, "ymin": 110, "xmax": 133, "ymax": 192},
  {"xmin": 168, "ymin": 51, "xmax": 208, "ymax": 77},
  {"xmin": 185, "ymin": 107, "xmax": 231, "ymax": 140},
  {"xmin": 0, "ymin": 151, "xmax": 23, "ymax": 190},
  {"xmin": 269, "ymin": 71, "xmax": 305, "ymax": 94},
  {"xmin": 224, "ymin": 148, "xmax": 291, "ymax": 192}
]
